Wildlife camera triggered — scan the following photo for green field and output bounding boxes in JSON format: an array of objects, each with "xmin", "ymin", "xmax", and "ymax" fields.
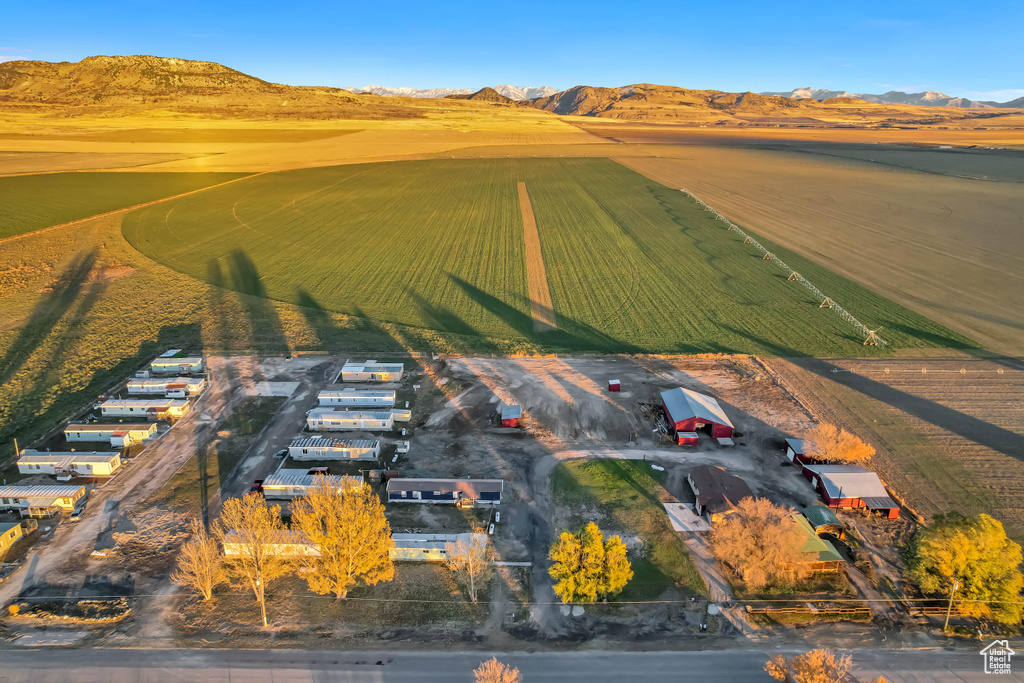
[
  {"xmin": 122, "ymin": 158, "xmax": 972, "ymax": 355},
  {"xmin": 0, "ymin": 171, "xmax": 245, "ymax": 239},
  {"xmin": 552, "ymin": 459, "xmax": 707, "ymax": 600}
]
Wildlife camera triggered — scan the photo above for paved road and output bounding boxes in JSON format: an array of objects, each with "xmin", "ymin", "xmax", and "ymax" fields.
[{"xmin": 0, "ymin": 647, "xmax": 1015, "ymax": 682}]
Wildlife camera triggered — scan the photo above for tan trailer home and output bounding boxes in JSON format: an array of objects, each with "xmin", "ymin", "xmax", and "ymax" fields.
[
  {"xmin": 149, "ymin": 356, "xmax": 204, "ymax": 375},
  {"xmin": 306, "ymin": 408, "xmax": 394, "ymax": 432},
  {"xmin": 18, "ymin": 451, "xmax": 122, "ymax": 477},
  {"xmin": 127, "ymin": 376, "xmax": 206, "ymax": 397},
  {"xmin": 99, "ymin": 398, "xmax": 190, "ymax": 420},
  {"xmin": 64, "ymin": 422, "xmax": 157, "ymax": 448},
  {"xmin": 0, "ymin": 522, "xmax": 24, "ymax": 558},
  {"xmin": 0, "ymin": 485, "xmax": 86, "ymax": 517},
  {"xmin": 340, "ymin": 361, "xmax": 404, "ymax": 383},
  {"xmin": 389, "ymin": 532, "xmax": 488, "ymax": 562},
  {"xmin": 317, "ymin": 389, "xmax": 396, "ymax": 408},
  {"xmin": 222, "ymin": 530, "xmax": 320, "ymax": 558},
  {"xmin": 288, "ymin": 438, "xmax": 381, "ymax": 462},
  {"xmin": 261, "ymin": 471, "xmax": 362, "ymax": 500}
]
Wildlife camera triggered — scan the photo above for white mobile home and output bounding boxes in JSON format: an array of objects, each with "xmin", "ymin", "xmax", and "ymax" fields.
[
  {"xmin": 18, "ymin": 451, "xmax": 122, "ymax": 477},
  {"xmin": 64, "ymin": 422, "xmax": 157, "ymax": 448},
  {"xmin": 149, "ymin": 356, "xmax": 204, "ymax": 375},
  {"xmin": 318, "ymin": 389, "xmax": 396, "ymax": 408},
  {"xmin": 126, "ymin": 376, "xmax": 206, "ymax": 397},
  {"xmin": 100, "ymin": 398, "xmax": 190, "ymax": 420},
  {"xmin": 0, "ymin": 485, "xmax": 86, "ymax": 517},
  {"xmin": 306, "ymin": 408, "xmax": 394, "ymax": 432},
  {"xmin": 222, "ymin": 530, "xmax": 320, "ymax": 558},
  {"xmin": 390, "ymin": 532, "xmax": 488, "ymax": 562},
  {"xmin": 261, "ymin": 470, "xmax": 362, "ymax": 500},
  {"xmin": 340, "ymin": 361, "xmax": 404, "ymax": 383},
  {"xmin": 288, "ymin": 438, "xmax": 381, "ymax": 462}
]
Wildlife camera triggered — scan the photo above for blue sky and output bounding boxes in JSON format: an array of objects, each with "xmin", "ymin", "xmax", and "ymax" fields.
[{"xmin": 3, "ymin": 0, "xmax": 1022, "ymax": 100}]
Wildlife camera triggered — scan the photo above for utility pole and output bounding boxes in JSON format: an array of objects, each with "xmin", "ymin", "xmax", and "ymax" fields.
[{"xmin": 944, "ymin": 577, "xmax": 960, "ymax": 633}]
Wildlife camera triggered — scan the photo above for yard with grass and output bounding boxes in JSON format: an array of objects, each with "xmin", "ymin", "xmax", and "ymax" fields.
[
  {"xmin": 0, "ymin": 171, "xmax": 245, "ymax": 239},
  {"xmin": 552, "ymin": 459, "xmax": 707, "ymax": 600}
]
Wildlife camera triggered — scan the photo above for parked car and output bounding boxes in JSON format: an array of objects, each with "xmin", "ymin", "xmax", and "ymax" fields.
[
  {"xmin": 274, "ymin": 449, "xmax": 288, "ymax": 458},
  {"xmin": 248, "ymin": 479, "xmax": 265, "ymax": 495}
]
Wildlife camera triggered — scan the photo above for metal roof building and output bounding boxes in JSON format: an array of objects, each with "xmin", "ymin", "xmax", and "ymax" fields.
[
  {"xmin": 386, "ymin": 478, "xmax": 504, "ymax": 507},
  {"xmin": 261, "ymin": 471, "xmax": 362, "ymax": 499},
  {"xmin": 318, "ymin": 389, "xmax": 396, "ymax": 407},
  {"xmin": 306, "ymin": 409, "xmax": 394, "ymax": 432},
  {"xmin": 222, "ymin": 530, "xmax": 320, "ymax": 558},
  {"xmin": 661, "ymin": 388, "xmax": 734, "ymax": 438},
  {"xmin": 288, "ymin": 437, "xmax": 381, "ymax": 461},
  {"xmin": 18, "ymin": 451, "xmax": 122, "ymax": 477},
  {"xmin": 149, "ymin": 356, "xmax": 204, "ymax": 375},
  {"xmin": 64, "ymin": 422, "xmax": 157, "ymax": 447},
  {"xmin": 801, "ymin": 504, "xmax": 846, "ymax": 540},
  {"xmin": 687, "ymin": 464, "xmax": 754, "ymax": 521},
  {"xmin": 127, "ymin": 376, "xmax": 206, "ymax": 397},
  {"xmin": 100, "ymin": 398, "xmax": 190, "ymax": 420},
  {"xmin": 801, "ymin": 464, "xmax": 900, "ymax": 518},
  {"xmin": 339, "ymin": 361, "xmax": 404, "ymax": 383},
  {"xmin": 790, "ymin": 512, "xmax": 844, "ymax": 570},
  {"xmin": 0, "ymin": 485, "xmax": 86, "ymax": 517},
  {"xmin": 784, "ymin": 438, "xmax": 815, "ymax": 464}
]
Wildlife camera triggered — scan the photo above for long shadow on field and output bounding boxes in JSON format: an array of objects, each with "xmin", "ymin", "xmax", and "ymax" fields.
[
  {"xmin": 722, "ymin": 324, "xmax": 1024, "ymax": 463},
  {"xmin": 295, "ymin": 288, "xmax": 402, "ymax": 352},
  {"xmin": 0, "ymin": 249, "xmax": 97, "ymax": 385},
  {"xmin": 449, "ymin": 275, "xmax": 643, "ymax": 353},
  {"xmin": 223, "ymin": 250, "xmax": 290, "ymax": 354}
]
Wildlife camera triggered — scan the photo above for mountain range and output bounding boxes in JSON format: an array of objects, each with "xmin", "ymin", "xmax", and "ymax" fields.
[
  {"xmin": 761, "ymin": 87, "xmax": 1024, "ymax": 109},
  {"xmin": 350, "ymin": 84, "xmax": 558, "ymax": 100}
]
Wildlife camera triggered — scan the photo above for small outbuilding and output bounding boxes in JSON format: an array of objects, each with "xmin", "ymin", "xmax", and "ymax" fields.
[
  {"xmin": 389, "ymin": 532, "xmax": 488, "ymax": 562},
  {"xmin": 318, "ymin": 389, "xmax": 396, "ymax": 408},
  {"xmin": 0, "ymin": 522, "xmax": 25, "ymax": 558},
  {"xmin": 18, "ymin": 451, "xmax": 122, "ymax": 477},
  {"xmin": 661, "ymin": 388, "xmax": 734, "ymax": 439},
  {"xmin": 500, "ymin": 404, "xmax": 522, "ymax": 428},
  {"xmin": 676, "ymin": 431, "xmax": 699, "ymax": 446},
  {"xmin": 386, "ymin": 478, "xmax": 504, "ymax": 507},
  {"xmin": 306, "ymin": 409, "xmax": 394, "ymax": 432},
  {"xmin": 340, "ymin": 360, "xmax": 404, "ymax": 383},
  {"xmin": 687, "ymin": 465, "xmax": 754, "ymax": 522},
  {"xmin": 784, "ymin": 438, "xmax": 816, "ymax": 465},
  {"xmin": 608, "ymin": 379, "xmax": 621, "ymax": 392},
  {"xmin": 802, "ymin": 464, "xmax": 900, "ymax": 519},
  {"xmin": 801, "ymin": 504, "xmax": 846, "ymax": 540},
  {"xmin": 288, "ymin": 437, "xmax": 380, "ymax": 462}
]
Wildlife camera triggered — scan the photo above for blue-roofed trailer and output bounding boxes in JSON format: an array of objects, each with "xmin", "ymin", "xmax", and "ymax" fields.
[{"xmin": 386, "ymin": 478, "xmax": 504, "ymax": 507}]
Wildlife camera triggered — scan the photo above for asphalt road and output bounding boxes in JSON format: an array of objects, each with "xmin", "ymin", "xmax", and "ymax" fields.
[{"xmin": 0, "ymin": 647, "xmax": 1016, "ymax": 682}]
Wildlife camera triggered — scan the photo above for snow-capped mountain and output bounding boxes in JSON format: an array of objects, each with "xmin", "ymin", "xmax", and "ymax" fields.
[
  {"xmin": 760, "ymin": 87, "xmax": 1023, "ymax": 109},
  {"xmin": 349, "ymin": 84, "xmax": 558, "ymax": 100}
]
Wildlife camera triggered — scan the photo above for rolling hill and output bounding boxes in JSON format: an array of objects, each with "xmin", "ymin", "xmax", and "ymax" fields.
[{"xmin": 762, "ymin": 87, "xmax": 1024, "ymax": 109}]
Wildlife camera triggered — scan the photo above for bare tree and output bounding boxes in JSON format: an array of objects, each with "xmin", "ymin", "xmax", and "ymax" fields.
[
  {"xmin": 806, "ymin": 423, "xmax": 875, "ymax": 465},
  {"xmin": 765, "ymin": 649, "xmax": 853, "ymax": 683},
  {"xmin": 444, "ymin": 529, "xmax": 494, "ymax": 603},
  {"xmin": 219, "ymin": 495, "xmax": 292, "ymax": 627},
  {"xmin": 712, "ymin": 497, "xmax": 807, "ymax": 590},
  {"xmin": 291, "ymin": 477, "xmax": 394, "ymax": 599},
  {"xmin": 474, "ymin": 657, "xmax": 522, "ymax": 683},
  {"xmin": 170, "ymin": 518, "xmax": 225, "ymax": 601}
]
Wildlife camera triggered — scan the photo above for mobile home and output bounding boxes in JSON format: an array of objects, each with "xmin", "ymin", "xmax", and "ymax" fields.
[
  {"xmin": 0, "ymin": 522, "xmax": 24, "ymax": 558},
  {"xmin": 261, "ymin": 470, "xmax": 362, "ymax": 500},
  {"xmin": 99, "ymin": 398, "xmax": 190, "ymax": 420},
  {"xmin": 0, "ymin": 485, "xmax": 86, "ymax": 517},
  {"xmin": 126, "ymin": 376, "xmax": 206, "ymax": 397},
  {"xmin": 222, "ymin": 530, "xmax": 320, "ymax": 558},
  {"xmin": 306, "ymin": 408, "xmax": 394, "ymax": 432},
  {"xmin": 389, "ymin": 532, "xmax": 488, "ymax": 562},
  {"xmin": 64, "ymin": 422, "xmax": 157, "ymax": 448},
  {"xmin": 18, "ymin": 451, "xmax": 122, "ymax": 477},
  {"xmin": 340, "ymin": 360, "xmax": 404, "ymax": 383},
  {"xmin": 318, "ymin": 389, "xmax": 396, "ymax": 408},
  {"xmin": 288, "ymin": 437, "xmax": 381, "ymax": 462},
  {"xmin": 386, "ymin": 478, "xmax": 504, "ymax": 507},
  {"xmin": 149, "ymin": 356, "xmax": 204, "ymax": 375}
]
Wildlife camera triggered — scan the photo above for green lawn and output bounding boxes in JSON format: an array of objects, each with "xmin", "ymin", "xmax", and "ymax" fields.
[
  {"xmin": 552, "ymin": 459, "xmax": 707, "ymax": 600},
  {"xmin": 0, "ymin": 172, "xmax": 246, "ymax": 239},
  {"xmin": 122, "ymin": 158, "xmax": 973, "ymax": 356}
]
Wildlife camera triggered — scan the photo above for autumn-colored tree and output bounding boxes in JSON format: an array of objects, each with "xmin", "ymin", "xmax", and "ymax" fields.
[
  {"xmin": 170, "ymin": 518, "xmax": 225, "ymax": 601},
  {"xmin": 549, "ymin": 522, "xmax": 633, "ymax": 604},
  {"xmin": 765, "ymin": 649, "xmax": 853, "ymax": 683},
  {"xmin": 444, "ymin": 529, "xmax": 494, "ymax": 603},
  {"xmin": 712, "ymin": 497, "xmax": 808, "ymax": 590},
  {"xmin": 219, "ymin": 495, "xmax": 292, "ymax": 627},
  {"xmin": 908, "ymin": 512, "xmax": 1024, "ymax": 625},
  {"xmin": 291, "ymin": 477, "xmax": 394, "ymax": 599},
  {"xmin": 806, "ymin": 423, "xmax": 875, "ymax": 465},
  {"xmin": 473, "ymin": 657, "xmax": 522, "ymax": 683}
]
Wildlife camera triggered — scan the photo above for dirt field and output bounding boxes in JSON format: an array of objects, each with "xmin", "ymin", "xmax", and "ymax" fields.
[
  {"xmin": 517, "ymin": 182, "xmax": 557, "ymax": 332},
  {"xmin": 611, "ymin": 144, "xmax": 1024, "ymax": 355},
  {"xmin": 764, "ymin": 357, "xmax": 1024, "ymax": 539}
]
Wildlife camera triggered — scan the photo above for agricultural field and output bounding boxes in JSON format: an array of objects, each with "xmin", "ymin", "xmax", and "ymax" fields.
[
  {"xmin": 0, "ymin": 171, "xmax": 245, "ymax": 239},
  {"xmin": 610, "ymin": 140, "xmax": 1024, "ymax": 355},
  {"xmin": 123, "ymin": 157, "xmax": 972, "ymax": 356},
  {"xmin": 764, "ymin": 357, "xmax": 1024, "ymax": 540}
]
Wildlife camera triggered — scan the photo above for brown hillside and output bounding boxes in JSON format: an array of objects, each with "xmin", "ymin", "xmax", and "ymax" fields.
[
  {"xmin": 446, "ymin": 87, "xmax": 514, "ymax": 104},
  {"xmin": 0, "ymin": 55, "xmax": 424, "ymax": 120}
]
